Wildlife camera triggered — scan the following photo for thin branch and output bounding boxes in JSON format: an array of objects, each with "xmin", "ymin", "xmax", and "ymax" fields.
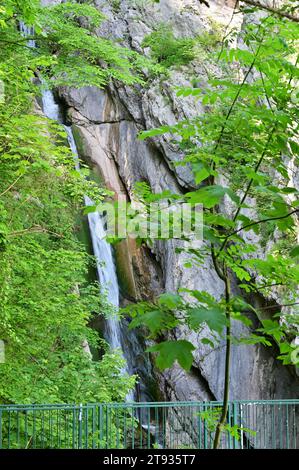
[
  {"xmin": 211, "ymin": 244, "xmax": 226, "ymax": 281},
  {"xmin": 216, "ymin": 54, "xmax": 299, "ymax": 257},
  {"xmin": 217, "ymin": 0, "xmax": 240, "ymax": 63},
  {"xmin": 241, "ymin": 0, "xmax": 299, "ymax": 23},
  {"xmin": 0, "ymin": 39, "xmax": 36, "ymax": 50},
  {"xmin": 8, "ymin": 225, "xmax": 64, "ymax": 238},
  {"xmin": 213, "ymin": 272, "xmax": 231, "ymax": 449},
  {"xmin": 234, "ymin": 126, "xmax": 277, "ymax": 223},
  {"xmin": 0, "ymin": 174, "xmax": 23, "ymax": 197},
  {"xmin": 215, "ymin": 124, "xmax": 277, "ymax": 257},
  {"xmin": 213, "ymin": 55, "xmax": 260, "ymax": 155},
  {"xmin": 260, "ymin": 302, "xmax": 299, "ymax": 311},
  {"xmin": 259, "ymin": 70, "xmax": 274, "ymax": 113},
  {"xmin": 210, "ymin": 24, "xmax": 265, "ymax": 183},
  {"xmin": 255, "ymin": 282, "xmax": 284, "ymax": 290},
  {"xmin": 224, "ymin": 208, "xmax": 298, "ymax": 241}
]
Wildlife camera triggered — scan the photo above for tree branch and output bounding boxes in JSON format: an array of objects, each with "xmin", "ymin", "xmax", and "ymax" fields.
[
  {"xmin": 213, "ymin": 272, "xmax": 232, "ymax": 449},
  {"xmin": 209, "ymin": 22, "xmax": 265, "ymax": 185},
  {"xmin": 215, "ymin": 124, "xmax": 277, "ymax": 257},
  {"xmin": 211, "ymin": 244, "xmax": 226, "ymax": 281},
  {"xmin": 224, "ymin": 208, "xmax": 298, "ymax": 242},
  {"xmin": 241, "ymin": 0, "xmax": 299, "ymax": 24},
  {"xmin": 260, "ymin": 301, "xmax": 299, "ymax": 311},
  {"xmin": 0, "ymin": 39, "xmax": 37, "ymax": 50},
  {"xmin": 0, "ymin": 174, "xmax": 23, "ymax": 197},
  {"xmin": 8, "ymin": 225, "xmax": 64, "ymax": 238}
]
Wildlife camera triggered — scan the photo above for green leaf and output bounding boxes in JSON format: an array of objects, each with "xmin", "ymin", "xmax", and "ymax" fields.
[
  {"xmin": 179, "ymin": 289, "xmax": 217, "ymax": 305},
  {"xmin": 231, "ymin": 296, "xmax": 257, "ymax": 314},
  {"xmin": 147, "ymin": 340, "xmax": 196, "ymax": 370},
  {"xmin": 231, "ymin": 311, "xmax": 252, "ymax": 327},
  {"xmin": 239, "ymin": 334, "xmax": 272, "ymax": 347},
  {"xmin": 177, "ymin": 87, "xmax": 202, "ymax": 98},
  {"xmin": 158, "ymin": 293, "xmax": 183, "ymax": 309},
  {"xmin": 203, "ymin": 225, "xmax": 222, "ymax": 243},
  {"xmin": 129, "ymin": 309, "xmax": 176, "ymax": 336},
  {"xmin": 184, "ymin": 261, "xmax": 193, "ymax": 268},
  {"xmin": 204, "ymin": 213, "xmax": 236, "ymax": 229},
  {"xmin": 258, "ymin": 319, "xmax": 284, "ymax": 343},
  {"xmin": 290, "ymin": 246, "xmax": 299, "ymax": 258},
  {"xmin": 186, "ymin": 185, "xmax": 239, "ymax": 209},
  {"xmin": 193, "ymin": 162, "xmax": 210, "ymax": 184},
  {"xmin": 83, "ymin": 205, "xmax": 97, "ymax": 215},
  {"xmin": 188, "ymin": 306, "xmax": 227, "ymax": 334},
  {"xmin": 289, "ymin": 140, "xmax": 299, "ymax": 156},
  {"xmin": 201, "ymin": 337, "xmax": 215, "ymax": 347},
  {"xmin": 139, "ymin": 125, "xmax": 172, "ymax": 140}
]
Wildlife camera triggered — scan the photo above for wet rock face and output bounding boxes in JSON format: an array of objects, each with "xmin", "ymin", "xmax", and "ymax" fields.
[{"xmin": 54, "ymin": 0, "xmax": 299, "ymax": 401}]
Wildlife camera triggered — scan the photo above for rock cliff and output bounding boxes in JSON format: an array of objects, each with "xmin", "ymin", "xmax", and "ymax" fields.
[{"xmin": 51, "ymin": 0, "xmax": 298, "ymax": 401}]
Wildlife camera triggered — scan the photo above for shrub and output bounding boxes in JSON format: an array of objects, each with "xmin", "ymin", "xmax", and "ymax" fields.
[{"xmin": 142, "ymin": 24, "xmax": 195, "ymax": 68}]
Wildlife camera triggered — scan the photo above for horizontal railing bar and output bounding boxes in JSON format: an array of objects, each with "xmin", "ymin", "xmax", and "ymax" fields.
[
  {"xmin": 1, "ymin": 399, "xmax": 299, "ymax": 410},
  {"xmin": 104, "ymin": 399, "xmax": 299, "ymax": 407}
]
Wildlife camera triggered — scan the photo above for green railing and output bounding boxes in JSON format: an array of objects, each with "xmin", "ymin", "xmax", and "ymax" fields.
[{"xmin": 0, "ymin": 400, "xmax": 298, "ymax": 449}]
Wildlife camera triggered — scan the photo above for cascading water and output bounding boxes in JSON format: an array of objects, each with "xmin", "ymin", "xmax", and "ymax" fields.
[
  {"xmin": 21, "ymin": 21, "xmax": 154, "ymax": 404},
  {"xmin": 65, "ymin": 127, "xmax": 126, "ymax": 355},
  {"xmin": 41, "ymin": 90, "xmax": 134, "ymax": 400},
  {"xmin": 19, "ymin": 22, "xmax": 35, "ymax": 48}
]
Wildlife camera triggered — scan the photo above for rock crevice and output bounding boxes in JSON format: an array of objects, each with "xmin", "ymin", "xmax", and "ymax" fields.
[{"xmin": 57, "ymin": 0, "xmax": 298, "ymax": 402}]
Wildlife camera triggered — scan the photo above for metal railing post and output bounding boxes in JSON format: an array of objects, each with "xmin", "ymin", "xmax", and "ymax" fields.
[
  {"xmin": 232, "ymin": 401, "xmax": 239, "ymax": 449},
  {"xmin": 78, "ymin": 403, "xmax": 83, "ymax": 449}
]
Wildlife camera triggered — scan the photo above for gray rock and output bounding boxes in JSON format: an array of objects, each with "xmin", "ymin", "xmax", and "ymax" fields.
[{"xmin": 56, "ymin": 0, "xmax": 298, "ymax": 403}]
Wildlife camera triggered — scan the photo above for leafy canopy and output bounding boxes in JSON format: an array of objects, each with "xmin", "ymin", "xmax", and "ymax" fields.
[{"xmin": 0, "ymin": 0, "xmax": 142, "ymax": 405}]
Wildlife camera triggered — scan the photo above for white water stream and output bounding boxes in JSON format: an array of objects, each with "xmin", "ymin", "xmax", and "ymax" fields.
[
  {"xmin": 41, "ymin": 90, "xmax": 134, "ymax": 399},
  {"xmin": 21, "ymin": 22, "xmax": 153, "ymax": 403}
]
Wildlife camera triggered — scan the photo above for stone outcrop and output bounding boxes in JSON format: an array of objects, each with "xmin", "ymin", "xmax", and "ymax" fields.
[{"xmin": 53, "ymin": 0, "xmax": 298, "ymax": 401}]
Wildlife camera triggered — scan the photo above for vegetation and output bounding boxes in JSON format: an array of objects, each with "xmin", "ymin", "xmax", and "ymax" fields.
[
  {"xmin": 142, "ymin": 24, "xmax": 196, "ymax": 68},
  {"xmin": 108, "ymin": 0, "xmax": 121, "ymax": 13},
  {"xmin": 0, "ymin": 0, "xmax": 299, "ymax": 452},
  {"xmin": 0, "ymin": 0, "xmax": 143, "ymax": 404},
  {"xmin": 126, "ymin": 7, "xmax": 299, "ymax": 448}
]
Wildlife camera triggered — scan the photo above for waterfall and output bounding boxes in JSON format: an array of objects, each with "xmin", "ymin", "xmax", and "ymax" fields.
[
  {"xmin": 64, "ymin": 127, "xmax": 125, "ymax": 353},
  {"xmin": 21, "ymin": 20, "xmax": 154, "ymax": 403},
  {"xmin": 41, "ymin": 91, "xmax": 134, "ymax": 399},
  {"xmin": 63, "ymin": 108, "xmax": 154, "ymax": 404},
  {"xmin": 41, "ymin": 89, "xmax": 62, "ymax": 122},
  {"xmin": 19, "ymin": 22, "xmax": 35, "ymax": 48}
]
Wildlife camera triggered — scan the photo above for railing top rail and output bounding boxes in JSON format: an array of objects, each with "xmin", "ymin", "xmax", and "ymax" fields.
[
  {"xmin": 0, "ymin": 399, "xmax": 299, "ymax": 411},
  {"xmin": 106, "ymin": 399, "xmax": 299, "ymax": 406}
]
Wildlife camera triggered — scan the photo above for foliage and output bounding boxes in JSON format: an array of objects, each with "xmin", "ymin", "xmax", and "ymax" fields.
[
  {"xmin": 108, "ymin": 0, "xmax": 121, "ymax": 13},
  {"xmin": 0, "ymin": 0, "xmax": 154, "ymax": 89},
  {"xmin": 127, "ymin": 7, "xmax": 299, "ymax": 448},
  {"xmin": 148, "ymin": 340, "xmax": 196, "ymax": 370},
  {"xmin": 1, "ymin": 404, "xmax": 134, "ymax": 449},
  {"xmin": 142, "ymin": 24, "xmax": 196, "ymax": 68},
  {"xmin": 0, "ymin": 0, "xmax": 139, "ymax": 405},
  {"xmin": 0, "ymin": 178, "xmax": 134, "ymax": 403},
  {"xmin": 0, "ymin": 112, "xmax": 134, "ymax": 404},
  {"xmin": 199, "ymin": 408, "xmax": 256, "ymax": 442},
  {"xmin": 135, "ymin": 13, "xmax": 299, "ymax": 361}
]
